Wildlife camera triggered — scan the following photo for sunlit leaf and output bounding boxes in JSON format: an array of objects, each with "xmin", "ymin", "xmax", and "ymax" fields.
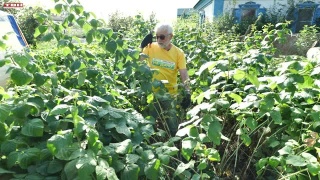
[
  {"xmin": 181, "ymin": 138, "xmax": 196, "ymax": 161},
  {"xmin": 208, "ymin": 148, "xmax": 220, "ymax": 161},
  {"xmin": 247, "ymin": 72, "xmax": 260, "ymax": 87},
  {"xmin": 78, "ymin": 70, "xmax": 86, "ymax": 85},
  {"xmin": 268, "ymin": 156, "xmax": 280, "ymax": 168},
  {"xmin": 196, "ymin": 61, "xmax": 216, "ymax": 76},
  {"xmin": 50, "ymin": 104, "xmax": 70, "ymax": 115},
  {"xmin": 286, "ymin": 155, "xmax": 307, "ymax": 166},
  {"xmin": 241, "ymin": 134, "xmax": 251, "ymax": 146},
  {"xmin": 174, "ymin": 161, "xmax": 195, "ymax": 177},
  {"xmin": 229, "ymin": 93, "xmax": 242, "ymax": 103},
  {"xmin": 307, "ymin": 163, "xmax": 320, "ymax": 176},
  {"xmin": 109, "ymin": 139, "xmax": 132, "ymax": 155},
  {"xmin": 144, "ymin": 159, "xmax": 161, "ymax": 180},
  {"xmin": 233, "ymin": 69, "xmax": 246, "ymax": 80}
]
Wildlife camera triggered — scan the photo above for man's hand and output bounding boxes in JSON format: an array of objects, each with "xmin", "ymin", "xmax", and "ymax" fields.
[
  {"xmin": 181, "ymin": 93, "xmax": 191, "ymax": 109},
  {"xmin": 140, "ymin": 33, "xmax": 153, "ymax": 49}
]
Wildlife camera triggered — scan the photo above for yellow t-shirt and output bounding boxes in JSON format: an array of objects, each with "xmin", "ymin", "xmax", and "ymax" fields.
[{"xmin": 143, "ymin": 43, "xmax": 186, "ymax": 94}]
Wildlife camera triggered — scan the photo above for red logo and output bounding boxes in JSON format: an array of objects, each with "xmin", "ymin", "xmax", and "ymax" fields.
[{"xmin": 3, "ymin": 2, "xmax": 24, "ymax": 8}]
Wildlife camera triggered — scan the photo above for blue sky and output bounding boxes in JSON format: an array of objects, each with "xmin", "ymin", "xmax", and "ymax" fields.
[{"xmin": 20, "ymin": 0, "xmax": 198, "ymax": 22}]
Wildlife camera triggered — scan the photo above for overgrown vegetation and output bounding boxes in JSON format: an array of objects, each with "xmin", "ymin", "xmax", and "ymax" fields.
[{"xmin": 1, "ymin": 0, "xmax": 320, "ymax": 179}]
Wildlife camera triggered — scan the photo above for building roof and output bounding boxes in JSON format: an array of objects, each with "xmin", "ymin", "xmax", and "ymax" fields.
[{"xmin": 193, "ymin": 0, "xmax": 213, "ymax": 11}]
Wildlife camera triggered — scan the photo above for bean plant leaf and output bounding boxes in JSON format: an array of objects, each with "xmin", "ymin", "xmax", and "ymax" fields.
[
  {"xmin": 77, "ymin": 156, "xmax": 96, "ymax": 178},
  {"xmin": 245, "ymin": 116, "xmax": 257, "ymax": 130},
  {"xmin": 197, "ymin": 160, "xmax": 207, "ymax": 170},
  {"xmin": 34, "ymin": 72, "xmax": 50, "ymax": 86},
  {"xmin": 144, "ymin": 159, "xmax": 161, "ymax": 180},
  {"xmin": 86, "ymin": 30, "xmax": 93, "ymax": 44},
  {"xmin": 71, "ymin": 60, "xmax": 81, "ymax": 72},
  {"xmin": 0, "ymin": 104, "xmax": 10, "ymax": 121},
  {"xmin": 54, "ymin": 4, "xmax": 63, "ymax": 14},
  {"xmin": 286, "ymin": 155, "xmax": 307, "ymax": 167},
  {"xmin": 12, "ymin": 54, "xmax": 30, "ymax": 68},
  {"xmin": 229, "ymin": 93, "xmax": 242, "ymax": 103},
  {"xmin": 11, "ymin": 68, "xmax": 33, "ymax": 86},
  {"xmin": 208, "ymin": 121, "xmax": 222, "ymax": 145},
  {"xmin": 0, "ymin": 122, "xmax": 7, "ymax": 141},
  {"xmin": 96, "ymin": 166, "xmax": 119, "ymax": 180},
  {"xmin": 48, "ymin": 159, "xmax": 64, "ymax": 174},
  {"xmin": 121, "ymin": 163, "xmax": 140, "ymax": 180},
  {"xmin": 12, "ymin": 103, "xmax": 30, "ymax": 119},
  {"xmin": 106, "ymin": 40, "xmax": 117, "ymax": 54},
  {"xmin": 78, "ymin": 70, "xmax": 86, "ymax": 85},
  {"xmin": 158, "ymin": 154, "xmax": 170, "ymax": 165},
  {"xmin": 109, "ymin": 139, "xmax": 132, "ymax": 155},
  {"xmin": 233, "ymin": 69, "xmax": 246, "ymax": 80},
  {"xmin": 208, "ymin": 148, "xmax": 220, "ymax": 161},
  {"xmin": 47, "ymin": 131, "xmax": 78, "ymax": 160},
  {"xmin": 174, "ymin": 161, "xmax": 195, "ymax": 177},
  {"xmin": 188, "ymin": 125, "xmax": 199, "ymax": 138},
  {"xmin": 247, "ymin": 72, "xmax": 260, "ymax": 87},
  {"xmin": 268, "ymin": 156, "xmax": 280, "ymax": 168},
  {"xmin": 72, "ymin": 4, "xmax": 84, "ymax": 15},
  {"xmin": 196, "ymin": 61, "xmax": 216, "ymax": 76},
  {"xmin": 0, "ymin": 140, "xmax": 16, "ymax": 156},
  {"xmin": 99, "ymin": 28, "xmax": 113, "ymax": 38},
  {"xmin": 64, "ymin": 159, "xmax": 78, "ymax": 180},
  {"xmin": 181, "ymin": 138, "xmax": 197, "ymax": 161},
  {"xmin": 0, "ymin": 167, "xmax": 14, "ymax": 174},
  {"xmin": 270, "ymin": 107, "xmax": 282, "ymax": 124},
  {"xmin": 21, "ymin": 118, "xmax": 44, "ymax": 137},
  {"xmin": 90, "ymin": 19, "xmax": 99, "ymax": 28},
  {"xmin": 18, "ymin": 148, "xmax": 41, "ymax": 169},
  {"xmin": 50, "ymin": 104, "xmax": 70, "ymax": 115},
  {"xmin": 307, "ymin": 163, "xmax": 320, "ymax": 176},
  {"xmin": 241, "ymin": 134, "xmax": 252, "ymax": 146}
]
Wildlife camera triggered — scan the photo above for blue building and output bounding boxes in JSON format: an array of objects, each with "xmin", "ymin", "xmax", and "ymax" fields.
[{"xmin": 193, "ymin": 0, "xmax": 320, "ymax": 33}]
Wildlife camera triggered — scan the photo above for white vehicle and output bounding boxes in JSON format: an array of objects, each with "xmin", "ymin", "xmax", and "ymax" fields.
[{"xmin": 0, "ymin": 10, "xmax": 28, "ymax": 88}]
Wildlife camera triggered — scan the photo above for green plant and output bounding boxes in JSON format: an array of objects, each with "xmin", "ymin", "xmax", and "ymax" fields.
[
  {"xmin": 295, "ymin": 25, "xmax": 319, "ymax": 56},
  {"xmin": 15, "ymin": 6, "xmax": 45, "ymax": 46}
]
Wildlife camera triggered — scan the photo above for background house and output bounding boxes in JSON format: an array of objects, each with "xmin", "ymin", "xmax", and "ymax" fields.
[
  {"xmin": 177, "ymin": 8, "xmax": 196, "ymax": 18},
  {"xmin": 192, "ymin": 0, "xmax": 320, "ymax": 33}
]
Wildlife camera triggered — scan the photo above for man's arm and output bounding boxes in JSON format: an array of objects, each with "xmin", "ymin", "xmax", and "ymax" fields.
[{"xmin": 179, "ymin": 69, "xmax": 190, "ymax": 92}]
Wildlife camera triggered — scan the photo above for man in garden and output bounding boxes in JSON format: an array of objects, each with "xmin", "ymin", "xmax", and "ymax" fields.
[{"xmin": 139, "ymin": 22, "xmax": 191, "ymax": 137}]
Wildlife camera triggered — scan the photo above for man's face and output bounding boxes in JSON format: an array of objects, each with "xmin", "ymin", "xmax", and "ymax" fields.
[{"xmin": 155, "ymin": 29, "xmax": 172, "ymax": 49}]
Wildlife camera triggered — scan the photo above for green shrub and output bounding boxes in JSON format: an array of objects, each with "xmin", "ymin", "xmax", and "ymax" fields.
[{"xmin": 15, "ymin": 6, "xmax": 45, "ymax": 46}]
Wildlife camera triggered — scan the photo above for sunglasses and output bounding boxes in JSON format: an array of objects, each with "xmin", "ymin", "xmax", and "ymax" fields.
[{"xmin": 155, "ymin": 34, "xmax": 170, "ymax": 40}]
